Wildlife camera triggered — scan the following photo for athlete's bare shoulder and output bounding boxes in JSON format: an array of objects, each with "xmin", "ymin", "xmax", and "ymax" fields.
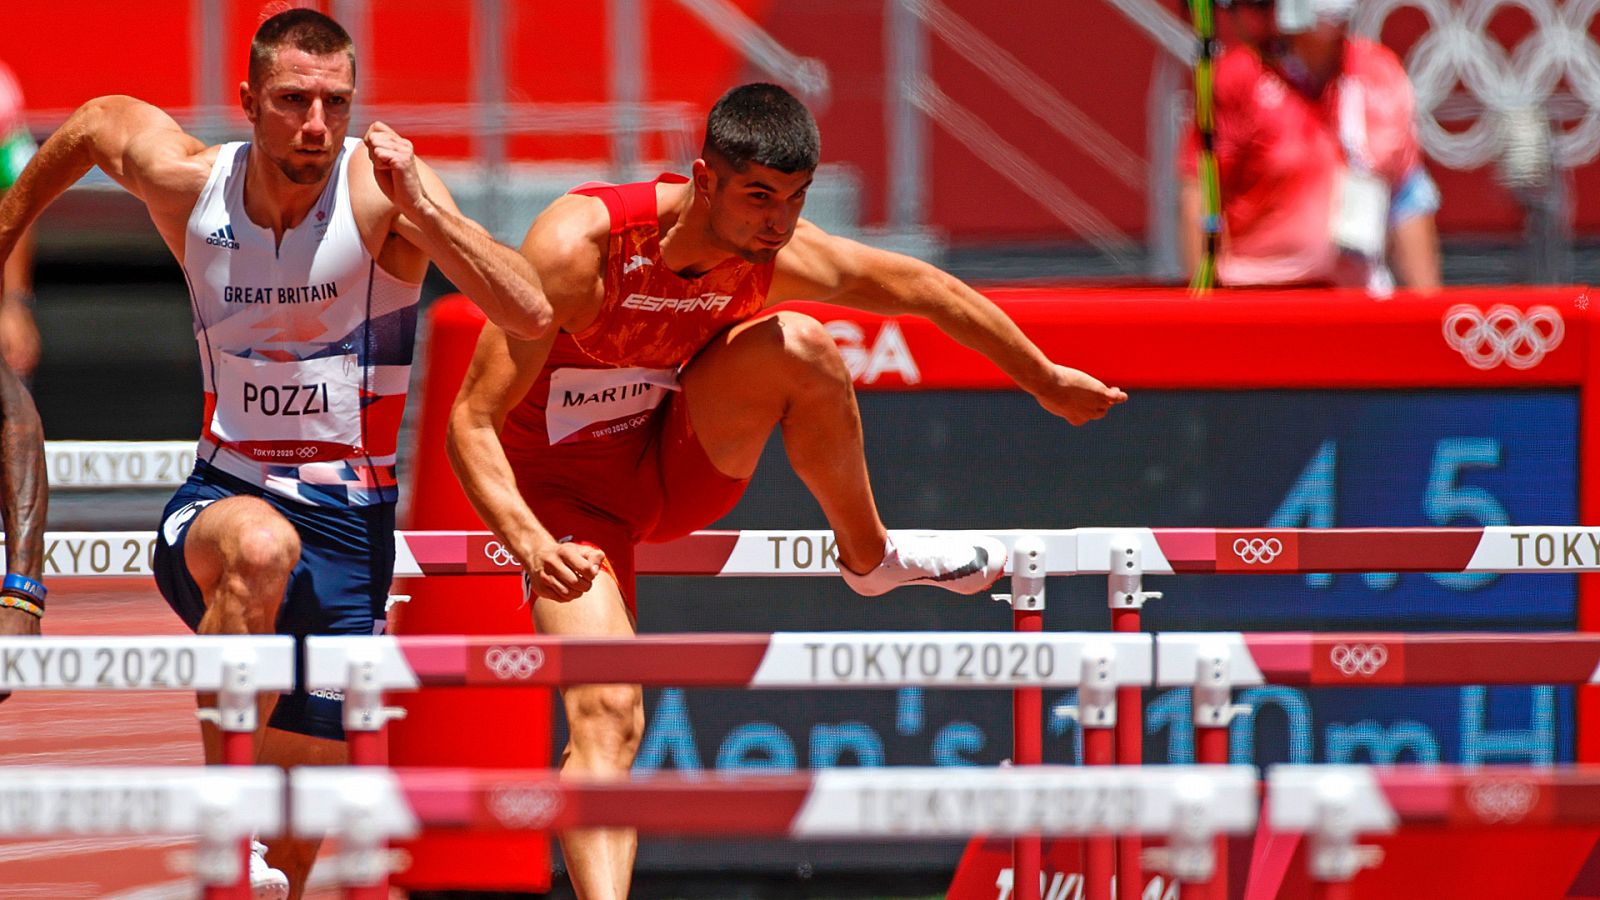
[
  {"xmin": 80, "ymin": 97, "xmax": 215, "ymax": 221},
  {"xmin": 519, "ymin": 193, "xmax": 609, "ymax": 325}
]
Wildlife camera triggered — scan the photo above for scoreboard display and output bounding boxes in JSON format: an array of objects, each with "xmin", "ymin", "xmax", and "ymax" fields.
[{"xmin": 608, "ymin": 286, "xmax": 1594, "ymax": 874}]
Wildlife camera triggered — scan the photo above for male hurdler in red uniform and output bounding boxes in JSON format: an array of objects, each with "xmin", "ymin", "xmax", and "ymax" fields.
[{"xmin": 448, "ymin": 83, "xmax": 1126, "ymax": 899}]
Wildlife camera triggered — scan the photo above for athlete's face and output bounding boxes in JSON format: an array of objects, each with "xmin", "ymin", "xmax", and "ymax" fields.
[
  {"xmin": 241, "ymin": 48, "xmax": 354, "ymax": 186},
  {"xmin": 696, "ymin": 159, "xmax": 813, "ymax": 264}
]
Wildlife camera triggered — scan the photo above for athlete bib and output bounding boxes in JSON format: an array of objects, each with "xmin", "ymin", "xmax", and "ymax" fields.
[
  {"xmin": 545, "ymin": 366, "xmax": 679, "ymax": 445},
  {"xmin": 210, "ymin": 352, "xmax": 363, "ymax": 463}
]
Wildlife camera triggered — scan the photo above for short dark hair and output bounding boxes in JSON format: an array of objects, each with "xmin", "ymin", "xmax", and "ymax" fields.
[
  {"xmin": 249, "ymin": 9, "xmax": 356, "ymax": 87},
  {"xmin": 702, "ymin": 83, "xmax": 820, "ymax": 174}
]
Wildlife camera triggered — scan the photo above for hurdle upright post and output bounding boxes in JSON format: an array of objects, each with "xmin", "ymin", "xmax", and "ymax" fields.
[
  {"xmin": 1108, "ymin": 532, "xmax": 1160, "ymax": 900},
  {"xmin": 343, "ymin": 643, "xmax": 407, "ymax": 767},
  {"xmin": 195, "ymin": 779, "xmax": 253, "ymax": 900},
  {"xmin": 337, "ymin": 785, "xmax": 390, "ymax": 900},
  {"xmin": 1192, "ymin": 643, "xmax": 1249, "ymax": 900},
  {"xmin": 1062, "ymin": 641, "xmax": 1118, "ymax": 900},
  {"xmin": 1306, "ymin": 774, "xmax": 1378, "ymax": 900},
  {"xmin": 1160, "ymin": 774, "xmax": 1227, "ymax": 900},
  {"xmin": 1006, "ymin": 536, "xmax": 1047, "ymax": 900},
  {"xmin": 198, "ymin": 643, "xmax": 262, "ymax": 895}
]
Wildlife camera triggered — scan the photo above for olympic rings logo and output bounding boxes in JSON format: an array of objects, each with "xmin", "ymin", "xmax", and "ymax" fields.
[
  {"xmin": 488, "ymin": 784, "xmax": 564, "ymax": 829},
  {"xmin": 484, "ymin": 646, "xmax": 546, "ymax": 680},
  {"xmin": 1442, "ymin": 303, "xmax": 1564, "ymax": 370},
  {"xmin": 1465, "ymin": 779, "xmax": 1539, "ymax": 824},
  {"xmin": 1352, "ymin": 0, "xmax": 1600, "ymax": 169},
  {"xmin": 296, "ymin": 446, "xmax": 318, "ymax": 459},
  {"xmin": 483, "ymin": 541, "xmax": 521, "ymax": 568},
  {"xmin": 1329, "ymin": 643, "xmax": 1390, "ymax": 677},
  {"xmin": 1233, "ymin": 538, "xmax": 1283, "ymax": 565}
]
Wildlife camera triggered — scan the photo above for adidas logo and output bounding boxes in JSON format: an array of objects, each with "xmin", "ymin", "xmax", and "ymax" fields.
[{"xmin": 205, "ymin": 224, "xmax": 240, "ymax": 250}]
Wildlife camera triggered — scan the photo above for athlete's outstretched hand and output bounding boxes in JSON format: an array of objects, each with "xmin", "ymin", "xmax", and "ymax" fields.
[
  {"xmin": 1031, "ymin": 364, "xmax": 1127, "ymax": 426},
  {"xmin": 364, "ymin": 122, "xmax": 429, "ymax": 219},
  {"xmin": 523, "ymin": 541, "xmax": 609, "ymax": 603}
]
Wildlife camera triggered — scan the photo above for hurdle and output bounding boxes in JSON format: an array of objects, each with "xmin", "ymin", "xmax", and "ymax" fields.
[
  {"xmin": 20, "ymin": 516, "xmax": 1600, "ymax": 899},
  {"xmin": 1267, "ymin": 765, "xmax": 1600, "ymax": 900},
  {"xmin": 285, "ymin": 763, "xmax": 1256, "ymax": 900},
  {"xmin": 0, "ymin": 766, "xmax": 282, "ymax": 900},
  {"xmin": 0, "ymin": 636, "xmax": 294, "ymax": 897},
  {"xmin": 42, "ymin": 440, "xmax": 195, "ymax": 489}
]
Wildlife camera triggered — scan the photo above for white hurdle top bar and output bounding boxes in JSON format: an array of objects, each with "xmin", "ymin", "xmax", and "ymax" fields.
[
  {"xmin": 306, "ymin": 632, "xmax": 1152, "ymax": 690},
  {"xmin": 0, "ymin": 766, "xmax": 283, "ymax": 837},
  {"xmin": 292, "ymin": 765, "xmax": 1259, "ymax": 839},
  {"xmin": 1267, "ymin": 765, "xmax": 1600, "ymax": 831},
  {"xmin": 16, "ymin": 526, "xmax": 1600, "ymax": 577},
  {"xmin": 44, "ymin": 441, "xmax": 195, "ymax": 489},
  {"xmin": 0, "ymin": 636, "xmax": 295, "ymax": 691}
]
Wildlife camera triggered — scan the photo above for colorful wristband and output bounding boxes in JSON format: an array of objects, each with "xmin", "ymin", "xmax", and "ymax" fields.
[
  {"xmin": 0, "ymin": 594, "xmax": 42, "ymax": 618},
  {"xmin": 2, "ymin": 573, "xmax": 45, "ymax": 606}
]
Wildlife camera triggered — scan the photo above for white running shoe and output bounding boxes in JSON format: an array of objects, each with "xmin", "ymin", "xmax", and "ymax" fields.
[
  {"xmin": 250, "ymin": 839, "xmax": 289, "ymax": 899},
  {"xmin": 840, "ymin": 532, "xmax": 1008, "ymax": 597}
]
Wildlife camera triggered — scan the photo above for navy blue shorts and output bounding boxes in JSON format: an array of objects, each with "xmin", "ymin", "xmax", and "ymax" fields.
[{"xmin": 153, "ymin": 461, "xmax": 396, "ymax": 740}]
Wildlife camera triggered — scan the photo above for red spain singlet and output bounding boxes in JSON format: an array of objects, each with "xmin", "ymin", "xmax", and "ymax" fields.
[{"xmin": 500, "ymin": 175, "xmax": 775, "ymax": 607}]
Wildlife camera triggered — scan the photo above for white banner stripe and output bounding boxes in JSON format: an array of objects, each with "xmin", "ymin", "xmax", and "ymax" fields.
[
  {"xmin": 0, "ymin": 636, "xmax": 295, "ymax": 691},
  {"xmin": 0, "ymin": 767, "xmax": 283, "ymax": 836},
  {"xmin": 791, "ymin": 766, "xmax": 1257, "ymax": 838},
  {"xmin": 43, "ymin": 441, "xmax": 195, "ymax": 489},
  {"xmin": 1155, "ymin": 633, "xmax": 1264, "ymax": 687},
  {"xmin": 304, "ymin": 636, "xmax": 420, "ymax": 691},
  {"xmin": 1266, "ymin": 766, "xmax": 1400, "ymax": 833},
  {"xmin": 24, "ymin": 527, "xmax": 1600, "ymax": 578},
  {"xmin": 290, "ymin": 768, "xmax": 419, "ymax": 837},
  {"xmin": 752, "ymin": 632, "xmax": 1151, "ymax": 687},
  {"xmin": 1467, "ymin": 527, "xmax": 1600, "ymax": 571}
]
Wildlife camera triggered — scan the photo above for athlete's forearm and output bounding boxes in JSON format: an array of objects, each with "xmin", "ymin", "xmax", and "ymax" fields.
[
  {"xmin": 445, "ymin": 413, "xmax": 556, "ymax": 563},
  {"xmin": 0, "ymin": 362, "xmax": 45, "ymax": 581},
  {"xmin": 408, "ymin": 202, "xmax": 553, "ymax": 341},
  {"xmin": 879, "ymin": 257, "xmax": 1059, "ymax": 395},
  {"xmin": 0, "ymin": 102, "xmax": 105, "ymax": 259}
]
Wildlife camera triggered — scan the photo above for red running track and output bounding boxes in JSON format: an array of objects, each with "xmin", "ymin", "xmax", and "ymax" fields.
[{"xmin": 0, "ymin": 579, "xmax": 352, "ymax": 899}]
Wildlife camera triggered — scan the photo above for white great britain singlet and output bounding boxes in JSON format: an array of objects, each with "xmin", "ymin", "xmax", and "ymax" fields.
[{"xmin": 181, "ymin": 138, "xmax": 421, "ymax": 508}]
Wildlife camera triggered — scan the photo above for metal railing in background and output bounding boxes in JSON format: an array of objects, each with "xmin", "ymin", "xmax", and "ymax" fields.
[
  {"xmin": 885, "ymin": 0, "xmax": 1145, "ymax": 270},
  {"xmin": 34, "ymin": 0, "xmax": 837, "ymax": 247}
]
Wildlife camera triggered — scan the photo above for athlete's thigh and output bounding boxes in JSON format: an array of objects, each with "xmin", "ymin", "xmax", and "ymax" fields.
[
  {"xmin": 677, "ymin": 311, "xmax": 792, "ymax": 478},
  {"xmin": 531, "ymin": 566, "xmax": 634, "ymax": 639},
  {"xmin": 181, "ymin": 494, "xmax": 295, "ymax": 592}
]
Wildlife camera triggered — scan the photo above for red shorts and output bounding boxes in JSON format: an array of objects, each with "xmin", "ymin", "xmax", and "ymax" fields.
[{"xmin": 512, "ymin": 392, "xmax": 747, "ymax": 613}]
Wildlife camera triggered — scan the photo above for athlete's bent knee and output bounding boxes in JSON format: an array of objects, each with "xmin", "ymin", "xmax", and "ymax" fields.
[
  {"xmin": 228, "ymin": 516, "xmax": 301, "ymax": 579},
  {"xmin": 568, "ymin": 684, "xmax": 644, "ymax": 762},
  {"xmin": 771, "ymin": 312, "xmax": 849, "ymax": 382}
]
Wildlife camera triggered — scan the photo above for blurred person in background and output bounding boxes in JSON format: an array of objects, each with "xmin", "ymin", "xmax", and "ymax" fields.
[
  {"xmin": 1180, "ymin": 0, "xmax": 1442, "ymax": 294},
  {"xmin": 0, "ymin": 59, "xmax": 38, "ymax": 373}
]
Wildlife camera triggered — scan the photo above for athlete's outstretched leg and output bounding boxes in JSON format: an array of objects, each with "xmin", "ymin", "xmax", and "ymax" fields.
[
  {"xmin": 534, "ymin": 572, "xmax": 642, "ymax": 900},
  {"xmin": 679, "ymin": 311, "xmax": 1003, "ymax": 594},
  {"xmin": 679, "ymin": 311, "xmax": 887, "ymax": 570}
]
